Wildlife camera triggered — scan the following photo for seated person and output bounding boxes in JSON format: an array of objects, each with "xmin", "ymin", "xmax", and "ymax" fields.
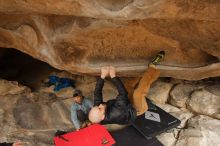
[
  {"xmin": 0, "ymin": 140, "xmax": 23, "ymax": 146},
  {"xmin": 89, "ymin": 51, "xmax": 165, "ymax": 124},
  {"xmin": 70, "ymin": 90, "xmax": 93, "ymax": 130}
]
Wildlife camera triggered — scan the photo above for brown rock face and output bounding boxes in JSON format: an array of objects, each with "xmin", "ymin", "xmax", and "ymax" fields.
[{"xmin": 0, "ymin": 0, "xmax": 220, "ymax": 80}]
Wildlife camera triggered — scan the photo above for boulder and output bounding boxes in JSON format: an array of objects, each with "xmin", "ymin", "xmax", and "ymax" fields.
[
  {"xmin": 0, "ymin": 79, "xmax": 30, "ymax": 96},
  {"xmin": 12, "ymin": 94, "xmax": 74, "ymax": 130},
  {"xmin": 156, "ymin": 104, "xmax": 194, "ymax": 146},
  {"xmin": 187, "ymin": 89, "xmax": 220, "ymax": 119},
  {"xmin": 169, "ymin": 83, "xmax": 199, "ymax": 108},
  {"xmin": 0, "ymin": 1, "xmax": 220, "ymax": 80},
  {"xmin": 175, "ymin": 115, "xmax": 220, "ymax": 146},
  {"xmin": 205, "ymin": 83, "xmax": 220, "ymax": 96},
  {"xmin": 147, "ymin": 79, "xmax": 173, "ymax": 104}
]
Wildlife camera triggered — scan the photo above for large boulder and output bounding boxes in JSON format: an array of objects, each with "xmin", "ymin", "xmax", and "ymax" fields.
[
  {"xmin": 205, "ymin": 83, "xmax": 220, "ymax": 96},
  {"xmin": 169, "ymin": 83, "xmax": 199, "ymax": 108},
  {"xmin": 147, "ymin": 79, "xmax": 173, "ymax": 104},
  {"xmin": 0, "ymin": 79, "xmax": 30, "ymax": 96},
  {"xmin": 13, "ymin": 93, "xmax": 74, "ymax": 129},
  {"xmin": 175, "ymin": 115, "xmax": 220, "ymax": 146},
  {"xmin": 0, "ymin": 1, "xmax": 220, "ymax": 80},
  {"xmin": 187, "ymin": 89, "xmax": 220, "ymax": 119}
]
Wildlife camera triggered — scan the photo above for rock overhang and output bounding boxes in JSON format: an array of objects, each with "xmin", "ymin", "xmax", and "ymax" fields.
[{"xmin": 0, "ymin": 0, "xmax": 219, "ymax": 80}]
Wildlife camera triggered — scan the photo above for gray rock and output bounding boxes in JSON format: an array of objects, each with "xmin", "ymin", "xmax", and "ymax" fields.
[
  {"xmin": 13, "ymin": 96, "xmax": 44, "ymax": 129},
  {"xmin": 147, "ymin": 80, "xmax": 173, "ymax": 104},
  {"xmin": 169, "ymin": 83, "xmax": 198, "ymax": 108},
  {"xmin": 13, "ymin": 95, "xmax": 73, "ymax": 130},
  {"xmin": 187, "ymin": 89, "xmax": 220, "ymax": 119},
  {"xmin": 175, "ymin": 115, "xmax": 220, "ymax": 146},
  {"xmin": 156, "ymin": 104, "xmax": 194, "ymax": 146},
  {"xmin": 205, "ymin": 83, "xmax": 220, "ymax": 96}
]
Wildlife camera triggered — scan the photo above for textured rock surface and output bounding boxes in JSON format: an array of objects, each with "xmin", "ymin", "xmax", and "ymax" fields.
[
  {"xmin": 0, "ymin": 108, "xmax": 4, "ymax": 128},
  {"xmin": 1, "ymin": 0, "xmax": 220, "ymax": 20},
  {"xmin": 0, "ymin": 79, "xmax": 30, "ymax": 96},
  {"xmin": 0, "ymin": 1, "xmax": 220, "ymax": 145},
  {"xmin": 205, "ymin": 83, "xmax": 220, "ymax": 96},
  {"xmin": 175, "ymin": 115, "xmax": 220, "ymax": 146},
  {"xmin": 0, "ymin": 0, "xmax": 220, "ymax": 79},
  {"xmin": 187, "ymin": 89, "xmax": 220, "ymax": 119},
  {"xmin": 169, "ymin": 83, "xmax": 199, "ymax": 108},
  {"xmin": 1, "ymin": 75, "xmax": 220, "ymax": 145},
  {"xmin": 147, "ymin": 80, "xmax": 173, "ymax": 104},
  {"xmin": 156, "ymin": 104, "xmax": 194, "ymax": 146}
]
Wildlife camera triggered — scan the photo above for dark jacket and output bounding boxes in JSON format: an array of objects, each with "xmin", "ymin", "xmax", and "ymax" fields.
[
  {"xmin": 0, "ymin": 143, "xmax": 13, "ymax": 146},
  {"xmin": 94, "ymin": 77, "xmax": 136, "ymax": 124}
]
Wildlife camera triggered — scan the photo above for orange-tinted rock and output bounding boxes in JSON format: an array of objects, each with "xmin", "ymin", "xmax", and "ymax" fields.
[{"xmin": 0, "ymin": 1, "xmax": 220, "ymax": 80}]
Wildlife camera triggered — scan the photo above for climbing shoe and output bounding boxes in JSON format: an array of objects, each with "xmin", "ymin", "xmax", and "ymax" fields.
[{"xmin": 149, "ymin": 51, "xmax": 165, "ymax": 66}]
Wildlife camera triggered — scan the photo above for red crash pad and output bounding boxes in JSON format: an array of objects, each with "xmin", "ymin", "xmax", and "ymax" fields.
[{"xmin": 54, "ymin": 124, "xmax": 115, "ymax": 146}]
